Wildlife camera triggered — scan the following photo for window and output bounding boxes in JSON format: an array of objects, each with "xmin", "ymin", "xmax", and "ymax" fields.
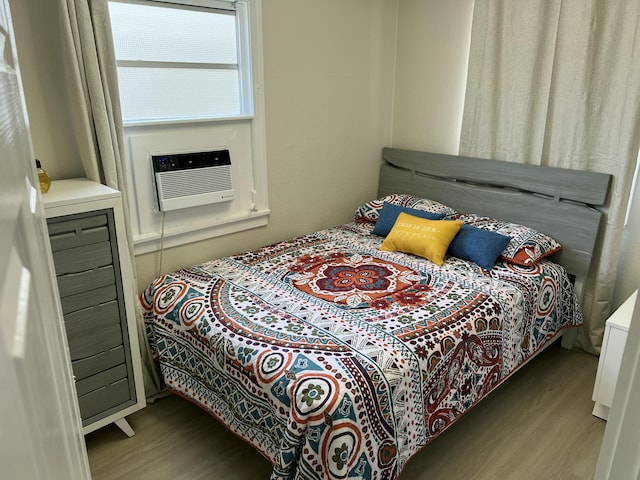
[
  {"xmin": 108, "ymin": 0, "xmax": 252, "ymax": 123},
  {"xmin": 107, "ymin": 0, "xmax": 269, "ymax": 254}
]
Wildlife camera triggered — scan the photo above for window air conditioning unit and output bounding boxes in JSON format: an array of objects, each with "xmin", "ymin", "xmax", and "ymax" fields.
[{"xmin": 151, "ymin": 149, "xmax": 234, "ymax": 212}]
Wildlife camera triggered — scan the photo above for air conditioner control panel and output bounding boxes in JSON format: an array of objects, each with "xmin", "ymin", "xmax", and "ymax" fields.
[{"xmin": 152, "ymin": 150, "xmax": 231, "ymax": 173}]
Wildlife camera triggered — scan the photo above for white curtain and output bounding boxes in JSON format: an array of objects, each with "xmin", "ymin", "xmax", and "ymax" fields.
[
  {"xmin": 460, "ymin": 0, "xmax": 640, "ymax": 353},
  {"xmin": 58, "ymin": 0, "xmax": 163, "ymax": 396}
]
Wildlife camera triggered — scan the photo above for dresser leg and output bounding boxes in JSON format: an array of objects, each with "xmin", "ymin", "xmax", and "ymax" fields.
[
  {"xmin": 114, "ymin": 417, "xmax": 135, "ymax": 437},
  {"xmin": 592, "ymin": 402, "xmax": 610, "ymax": 421}
]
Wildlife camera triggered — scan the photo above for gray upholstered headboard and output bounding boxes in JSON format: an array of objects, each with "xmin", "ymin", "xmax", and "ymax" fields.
[{"xmin": 377, "ymin": 147, "xmax": 612, "ymax": 300}]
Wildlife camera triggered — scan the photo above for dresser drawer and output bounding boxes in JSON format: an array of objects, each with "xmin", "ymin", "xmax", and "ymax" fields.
[
  {"xmin": 56, "ymin": 265, "xmax": 115, "ymax": 298},
  {"xmin": 48, "ymin": 214, "xmax": 109, "ymax": 251},
  {"xmin": 72, "ymin": 345, "xmax": 126, "ymax": 381},
  {"xmin": 65, "ymin": 301, "xmax": 123, "ymax": 360},
  {"xmin": 60, "ymin": 284, "xmax": 117, "ymax": 315},
  {"xmin": 75, "ymin": 363, "xmax": 128, "ymax": 397},
  {"xmin": 52, "ymin": 241, "xmax": 113, "ymax": 276},
  {"xmin": 78, "ymin": 377, "xmax": 132, "ymax": 421}
]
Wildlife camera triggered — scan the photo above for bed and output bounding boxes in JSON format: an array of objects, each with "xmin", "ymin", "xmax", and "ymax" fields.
[{"xmin": 141, "ymin": 148, "xmax": 611, "ymax": 480}]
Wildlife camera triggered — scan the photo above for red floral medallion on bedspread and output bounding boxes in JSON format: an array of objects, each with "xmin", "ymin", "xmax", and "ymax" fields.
[{"xmin": 141, "ymin": 222, "xmax": 581, "ymax": 480}]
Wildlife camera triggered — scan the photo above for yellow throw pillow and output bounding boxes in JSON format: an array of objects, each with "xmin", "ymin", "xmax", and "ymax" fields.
[{"xmin": 380, "ymin": 213, "xmax": 463, "ymax": 265}]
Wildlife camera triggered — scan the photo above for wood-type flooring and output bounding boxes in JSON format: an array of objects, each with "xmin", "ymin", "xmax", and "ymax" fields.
[{"xmin": 86, "ymin": 342, "xmax": 606, "ymax": 479}]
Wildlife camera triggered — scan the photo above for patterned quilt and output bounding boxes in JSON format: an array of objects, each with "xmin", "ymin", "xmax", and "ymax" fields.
[{"xmin": 141, "ymin": 222, "xmax": 581, "ymax": 480}]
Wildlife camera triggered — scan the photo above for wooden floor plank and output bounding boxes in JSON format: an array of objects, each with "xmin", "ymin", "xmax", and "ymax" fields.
[{"xmin": 86, "ymin": 342, "xmax": 605, "ymax": 479}]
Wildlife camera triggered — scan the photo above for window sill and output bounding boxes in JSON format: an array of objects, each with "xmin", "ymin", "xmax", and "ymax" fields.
[
  {"xmin": 133, "ymin": 208, "xmax": 270, "ymax": 255},
  {"xmin": 124, "ymin": 114, "xmax": 255, "ymax": 129}
]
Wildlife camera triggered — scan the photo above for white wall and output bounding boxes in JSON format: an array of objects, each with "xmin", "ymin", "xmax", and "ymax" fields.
[
  {"xmin": 614, "ymin": 168, "xmax": 640, "ymax": 308},
  {"xmin": 9, "ymin": 0, "xmax": 83, "ymax": 179},
  {"xmin": 10, "ymin": 0, "xmax": 398, "ymax": 290},
  {"xmin": 10, "ymin": 0, "xmax": 640, "ymax": 302},
  {"xmin": 390, "ymin": 0, "xmax": 639, "ymax": 309},
  {"xmin": 134, "ymin": 0, "xmax": 398, "ymax": 289},
  {"xmin": 392, "ymin": 0, "xmax": 474, "ymax": 154}
]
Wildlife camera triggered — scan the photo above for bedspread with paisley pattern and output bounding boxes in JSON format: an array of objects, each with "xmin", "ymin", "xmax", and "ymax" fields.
[{"xmin": 140, "ymin": 222, "xmax": 581, "ymax": 480}]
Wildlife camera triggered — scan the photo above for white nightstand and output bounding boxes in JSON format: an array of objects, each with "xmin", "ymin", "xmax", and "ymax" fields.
[{"xmin": 592, "ymin": 289, "xmax": 638, "ymax": 420}]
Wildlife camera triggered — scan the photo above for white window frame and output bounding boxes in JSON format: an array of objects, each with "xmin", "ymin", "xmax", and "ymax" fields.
[
  {"xmin": 109, "ymin": 0, "xmax": 269, "ymax": 254},
  {"xmin": 110, "ymin": 0, "xmax": 253, "ymax": 124}
]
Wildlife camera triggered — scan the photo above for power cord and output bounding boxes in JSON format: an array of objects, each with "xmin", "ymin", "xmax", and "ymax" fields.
[{"xmin": 157, "ymin": 211, "xmax": 166, "ymax": 278}]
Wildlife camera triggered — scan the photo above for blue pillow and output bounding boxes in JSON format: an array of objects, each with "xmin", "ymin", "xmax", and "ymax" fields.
[
  {"xmin": 448, "ymin": 224, "xmax": 512, "ymax": 270},
  {"xmin": 373, "ymin": 202, "xmax": 445, "ymax": 236}
]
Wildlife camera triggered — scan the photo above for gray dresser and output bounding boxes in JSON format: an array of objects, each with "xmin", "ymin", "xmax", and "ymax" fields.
[{"xmin": 44, "ymin": 179, "xmax": 145, "ymax": 437}]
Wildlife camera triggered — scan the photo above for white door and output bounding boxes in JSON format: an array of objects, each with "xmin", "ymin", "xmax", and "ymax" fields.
[{"xmin": 0, "ymin": 1, "xmax": 91, "ymax": 478}]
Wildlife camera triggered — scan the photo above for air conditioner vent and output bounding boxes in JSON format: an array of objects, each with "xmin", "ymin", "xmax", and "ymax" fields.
[{"xmin": 151, "ymin": 150, "xmax": 234, "ymax": 211}]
